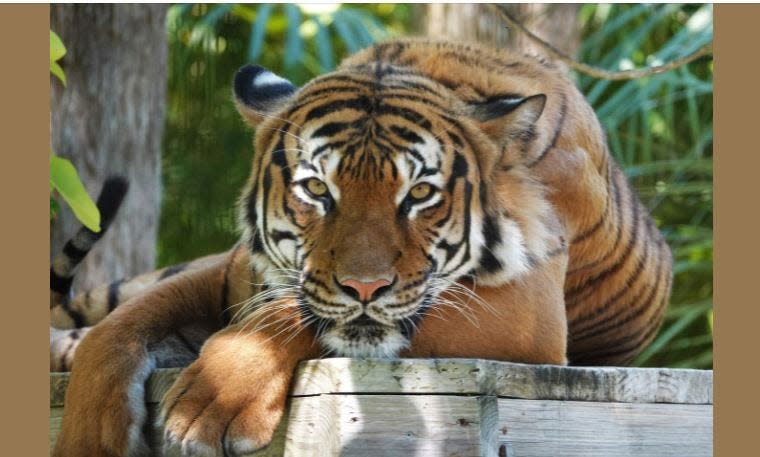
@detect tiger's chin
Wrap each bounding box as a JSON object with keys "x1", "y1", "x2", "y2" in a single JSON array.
[{"x1": 320, "y1": 323, "x2": 410, "y2": 358}]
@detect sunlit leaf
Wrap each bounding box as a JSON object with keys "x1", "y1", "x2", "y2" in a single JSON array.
[
  {"x1": 314, "y1": 17, "x2": 335, "y2": 71},
  {"x1": 332, "y1": 11, "x2": 360, "y2": 54},
  {"x1": 50, "y1": 155, "x2": 101, "y2": 232},
  {"x1": 284, "y1": 4, "x2": 304, "y2": 68},
  {"x1": 50, "y1": 30, "x2": 66, "y2": 61},
  {"x1": 50, "y1": 30, "x2": 67, "y2": 85},
  {"x1": 50, "y1": 61, "x2": 66, "y2": 86},
  {"x1": 248, "y1": 3, "x2": 274, "y2": 61}
]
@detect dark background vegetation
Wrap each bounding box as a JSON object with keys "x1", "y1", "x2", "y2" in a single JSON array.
[{"x1": 55, "y1": 4, "x2": 714, "y2": 369}]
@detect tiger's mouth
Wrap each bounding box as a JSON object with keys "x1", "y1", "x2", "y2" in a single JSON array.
[{"x1": 297, "y1": 285, "x2": 432, "y2": 357}]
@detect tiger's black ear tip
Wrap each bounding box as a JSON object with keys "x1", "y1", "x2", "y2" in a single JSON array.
[
  {"x1": 233, "y1": 64, "x2": 268, "y2": 106},
  {"x1": 233, "y1": 64, "x2": 296, "y2": 110}
]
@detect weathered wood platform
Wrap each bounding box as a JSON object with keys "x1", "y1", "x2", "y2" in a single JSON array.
[{"x1": 50, "y1": 358, "x2": 713, "y2": 456}]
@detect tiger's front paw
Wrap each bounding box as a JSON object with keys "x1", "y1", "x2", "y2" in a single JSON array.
[{"x1": 159, "y1": 342, "x2": 291, "y2": 456}]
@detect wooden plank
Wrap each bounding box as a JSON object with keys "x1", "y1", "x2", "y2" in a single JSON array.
[
  {"x1": 280, "y1": 394, "x2": 494, "y2": 457},
  {"x1": 50, "y1": 407, "x2": 63, "y2": 455},
  {"x1": 290, "y1": 359, "x2": 713, "y2": 404},
  {"x1": 51, "y1": 358, "x2": 713, "y2": 406},
  {"x1": 51, "y1": 394, "x2": 713, "y2": 457},
  {"x1": 496, "y1": 398, "x2": 713, "y2": 457},
  {"x1": 50, "y1": 359, "x2": 713, "y2": 456}
]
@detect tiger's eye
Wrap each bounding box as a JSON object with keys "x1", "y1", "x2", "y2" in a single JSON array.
[
  {"x1": 410, "y1": 183, "x2": 433, "y2": 200},
  {"x1": 305, "y1": 178, "x2": 328, "y2": 197}
]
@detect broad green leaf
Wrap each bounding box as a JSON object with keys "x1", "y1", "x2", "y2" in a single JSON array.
[
  {"x1": 50, "y1": 30, "x2": 66, "y2": 61},
  {"x1": 248, "y1": 4, "x2": 274, "y2": 61},
  {"x1": 341, "y1": 9, "x2": 374, "y2": 48},
  {"x1": 50, "y1": 61, "x2": 66, "y2": 86},
  {"x1": 199, "y1": 3, "x2": 232, "y2": 30},
  {"x1": 314, "y1": 17, "x2": 335, "y2": 71},
  {"x1": 283, "y1": 4, "x2": 303, "y2": 69},
  {"x1": 50, "y1": 155, "x2": 101, "y2": 232},
  {"x1": 50, "y1": 30, "x2": 67, "y2": 85},
  {"x1": 332, "y1": 11, "x2": 360, "y2": 54}
]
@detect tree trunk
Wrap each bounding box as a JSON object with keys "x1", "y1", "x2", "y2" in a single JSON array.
[
  {"x1": 424, "y1": 4, "x2": 581, "y2": 64},
  {"x1": 50, "y1": 4, "x2": 168, "y2": 291}
]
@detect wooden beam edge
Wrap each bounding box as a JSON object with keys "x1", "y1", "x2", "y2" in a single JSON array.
[{"x1": 50, "y1": 358, "x2": 713, "y2": 407}]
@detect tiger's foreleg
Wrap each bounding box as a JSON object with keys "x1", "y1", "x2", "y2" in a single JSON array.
[
  {"x1": 404, "y1": 250, "x2": 569, "y2": 365},
  {"x1": 159, "y1": 302, "x2": 321, "y2": 456},
  {"x1": 53, "y1": 257, "x2": 230, "y2": 457}
]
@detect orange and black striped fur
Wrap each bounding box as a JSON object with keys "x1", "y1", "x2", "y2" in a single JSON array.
[{"x1": 53, "y1": 39, "x2": 672, "y2": 456}]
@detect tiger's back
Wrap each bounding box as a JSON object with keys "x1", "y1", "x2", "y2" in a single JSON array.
[{"x1": 341, "y1": 39, "x2": 672, "y2": 365}]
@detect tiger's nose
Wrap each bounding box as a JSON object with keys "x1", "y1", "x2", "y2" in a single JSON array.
[{"x1": 338, "y1": 277, "x2": 393, "y2": 303}]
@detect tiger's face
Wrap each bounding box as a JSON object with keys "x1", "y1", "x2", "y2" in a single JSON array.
[{"x1": 234, "y1": 63, "x2": 551, "y2": 357}]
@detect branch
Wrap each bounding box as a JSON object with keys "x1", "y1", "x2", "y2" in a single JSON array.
[{"x1": 490, "y1": 4, "x2": 713, "y2": 81}]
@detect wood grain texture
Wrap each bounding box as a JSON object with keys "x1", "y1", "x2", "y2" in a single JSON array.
[
  {"x1": 496, "y1": 398, "x2": 712, "y2": 457},
  {"x1": 47, "y1": 358, "x2": 712, "y2": 406},
  {"x1": 50, "y1": 359, "x2": 713, "y2": 456}
]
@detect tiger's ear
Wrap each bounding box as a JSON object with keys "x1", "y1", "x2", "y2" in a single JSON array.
[
  {"x1": 468, "y1": 94, "x2": 546, "y2": 145},
  {"x1": 233, "y1": 64, "x2": 297, "y2": 127}
]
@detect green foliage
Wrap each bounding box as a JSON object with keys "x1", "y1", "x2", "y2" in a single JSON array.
[
  {"x1": 576, "y1": 4, "x2": 713, "y2": 369},
  {"x1": 49, "y1": 29, "x2": 101, "y2": 232},
  {"x1": 50, "y1": 155, "x2": 101, "y2": 232},
  {"x1": 50, "y1": 30, "x2": 67, "y2": 86}
]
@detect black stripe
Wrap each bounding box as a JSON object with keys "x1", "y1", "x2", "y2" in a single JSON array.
[
  {"x1": 442, "y1": 181, "x2": 474, "y2": 276},
  {"x1": 301, "y1": 287, "x2": 348, "y2": 310},
  {"x1": 50, "y1": 269, "x2": 73, "y2": 296},
  {"x1": 566, "y1": 176, "x2": 638, "y2": 299},
  {"x1": 312, "y1": 121, "x2": 355, "y2": 138},
  {"x1": 260, "y1": 140, "x2": 291, "y2": 269},
  {"x1": 567, "y1": 168, "x2": 625, "y2": 274},
  {"x1": 303, "y1": 272, "x2": 331, "y2": 293},
  {"x1": 376, "y1": 104, "x2": 432, "y2": 130},
  {"x1": 304, "y1": 97, "x2": 373, "y2": 122},
  {"x1": 311, "y1": 140, "x2": 347, "y2": 159},
  {"x1": 569, "y1": 221, "x2": 657, "y2": 332},
  {"x1": 389, "y1": 125, "x2": 424, "y2": 144},
  {"x1": 572, "y1": 251, "x2": 660, "y2": 341},
  {"x1": 221, "y1": 244, "x2": 241, "y2": 325},
  {"x1": 107, "y1": 278, "x2": 125, "y2": 312},
  {"x1": 527, "y1": 93, "x2": 567, "y2": 167},
  {"x1": 159, "y1": 262, "x2": 189, "y2": 281},
  {"x1": 570, "y1": 310, "x2": 664, "y2": 365},
  {"x1": 62, "y1": 242, "x2": 89, "y2": 264},
  {"x1": 270, "y1": 230, "x2": 298, "y2": 244},
  {"x1": 95, "y1": 176, "x2": 129, "y2": 231},
  {"x1": 570, "y1": 277, "x2": 669, "y2": 365},
  {"x1": 572, "y1": 267, "x2": 661, "y2": 344},
  {"x1": 385, "y1": 292, "x2": 426, "y2": 309},
  {"x1": 436, "y1": 78, "x2": 487, "y2": 99},
  {"x1": 571, "y1": 163, "x2": 614, "y2": 244},
  {"x1": 482, "y1": 213, "x2": 502, "y2": 248},
  {"x1": 61, "y1": 302, "x2": 85, "y2": 328}
]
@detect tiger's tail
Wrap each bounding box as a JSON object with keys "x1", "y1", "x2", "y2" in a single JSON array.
[{"x1": 50, "y1": 176, "x2": 129, "y2": 309}]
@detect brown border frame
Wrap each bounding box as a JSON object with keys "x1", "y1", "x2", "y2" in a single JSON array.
[
  {"x1": 0, "y1": 3, "x2": 754, "y2": 456},
  {"x1": 0, "y1": 4, "x2": 49, "y2": 456}
]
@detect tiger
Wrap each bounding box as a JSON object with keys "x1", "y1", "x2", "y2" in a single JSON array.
[{"x1": 52, "y1": 38, "x2": 672, "y2": 457}]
